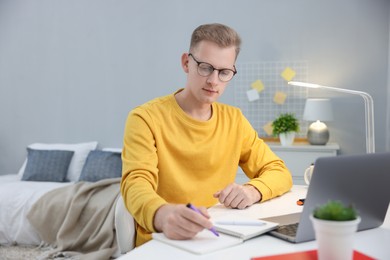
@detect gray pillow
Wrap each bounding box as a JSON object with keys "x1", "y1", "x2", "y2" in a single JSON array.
[
  {"x1": 78, "y1": 150, "x2": 122, "y2": 182},
  {"x1": 22, "y1": 148, "x2": 74, "y2": 182}
]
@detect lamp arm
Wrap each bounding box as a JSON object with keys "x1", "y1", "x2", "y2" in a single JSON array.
[
  {"x1": 362, "y1": 93, "x2": 375, "y2": 153},
  {"x1": 288, "y1": 81, "x2": 375, "y2": 153}
]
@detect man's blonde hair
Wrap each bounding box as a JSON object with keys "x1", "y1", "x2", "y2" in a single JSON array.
[{"x1": 189, "y1": 23, "x2": 241, "y2": 59}]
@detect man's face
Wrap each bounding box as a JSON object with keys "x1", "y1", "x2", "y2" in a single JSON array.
[{"x1": 183, "y1": 40, "x2": 236, "y2": 105}]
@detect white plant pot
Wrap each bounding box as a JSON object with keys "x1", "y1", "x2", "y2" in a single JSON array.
[
  {"x1": 310, "y1": 215, "x2": 361, "y2": 260},
  {"x1": 279, "y1": 132, "x2": 295, "y2": 146}
]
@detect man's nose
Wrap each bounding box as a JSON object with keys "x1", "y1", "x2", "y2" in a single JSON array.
[{"x1": 207, "y1": 70, "x2": 220, "y2": 85}]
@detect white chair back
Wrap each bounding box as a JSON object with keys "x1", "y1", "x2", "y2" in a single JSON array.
[{"x1": 114, "y1": 195, "x2": 135, "y2": 255}]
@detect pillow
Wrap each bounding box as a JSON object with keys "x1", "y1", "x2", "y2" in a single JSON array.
[
  {"x1": 18, "y1": 141, "x2": 98, "y2": 182},
  {"x1": 21, "y1": 148, "x2": 74, "y2": 182},
  {"x1": 79, "y1": 150, "x2": 122, "y2": 182},
  {"x1": 102, "y1": 147, "x2": 122, "y2": 153}
]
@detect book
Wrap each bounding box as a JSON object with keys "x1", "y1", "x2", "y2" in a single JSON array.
[
  {"x1": 213, "y1": 218, "x2": 279, "y2": 240},
  {"x1": 152, "y1": 229, "x2": 243, "y2": 255},
  {"x1": 250, "y1": 249, "x2": 375, "y2": 260}
]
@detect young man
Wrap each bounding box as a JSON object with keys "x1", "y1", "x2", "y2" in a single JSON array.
[{"x1": 120, "y1": 23, "x2": 292, "y2": 247}]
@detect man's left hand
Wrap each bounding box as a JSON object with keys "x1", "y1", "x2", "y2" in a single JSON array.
[{"x1": 213, "y1": 183, "x2": 261, "y2": 209}]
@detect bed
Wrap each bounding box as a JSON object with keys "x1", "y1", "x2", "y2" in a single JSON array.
[
  {"x1": 0, "y1": 174, "x2": 72, "y2": 245},
  {"x1": 0, "y1": 142, "x2": 135, "y2": 259}
]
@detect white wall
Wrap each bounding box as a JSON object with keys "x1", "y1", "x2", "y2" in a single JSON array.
[{"x1": 0, "y1": 0, "x2": 389, "y2": 173}]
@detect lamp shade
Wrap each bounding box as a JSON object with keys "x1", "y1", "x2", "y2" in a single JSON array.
[{"x1": 303, "y1": 99, "x2": 333, "y2": 122}]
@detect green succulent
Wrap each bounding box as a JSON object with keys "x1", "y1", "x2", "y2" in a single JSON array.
[
  {"x1": 313, "y1": 200, "x2": 358, "y2": 221},
  {"x1": 272, "y1": 113, "x2": 300, "y2": 136}
]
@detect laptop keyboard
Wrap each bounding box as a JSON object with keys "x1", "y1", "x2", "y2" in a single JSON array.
[{"x1": 274, "y1": 223, "x2": 299, "y2": 237}]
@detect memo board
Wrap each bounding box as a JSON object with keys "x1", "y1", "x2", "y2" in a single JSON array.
[{"x1": 232, "y1": 61, "x2": 309, "y2": 138}]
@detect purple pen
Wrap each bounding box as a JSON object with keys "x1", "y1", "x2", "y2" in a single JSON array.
[{"x1": 186, "y1": 203, "x2": 219, "y2": 237}]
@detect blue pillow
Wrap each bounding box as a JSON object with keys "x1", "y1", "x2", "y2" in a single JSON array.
[
  {"x1": 78, "y1": 150, "x2": 122, "y2": 182},
  {"x1": 22, "y1": 148, "x2": 74, "y2": 182}
]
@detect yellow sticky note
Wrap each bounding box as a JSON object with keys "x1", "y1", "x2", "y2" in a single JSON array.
[
  {"x1": 263, "y1": 121, "x2": 273, "y2": 136},
  {"x1": 251, "y1": 80, "x2": 264, "y2": 92},
  {"x1": 273, "y1": 91, "x2": 287, "y2": 105},
  {"x1": 281, "y1": 67, "x2": 296, "y2": 81}
]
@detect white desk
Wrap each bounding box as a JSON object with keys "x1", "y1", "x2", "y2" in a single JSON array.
[{"x1": 117, "y1": 186, "x2": 390, "y2": 260}]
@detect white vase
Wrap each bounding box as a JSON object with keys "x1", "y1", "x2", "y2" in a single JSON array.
[
  {"x1": 279, "y1": 132, "x2": 295, "y2": 146},
  {"x1": 310, "y1": 215, "x2": 361, "y2": 260}
]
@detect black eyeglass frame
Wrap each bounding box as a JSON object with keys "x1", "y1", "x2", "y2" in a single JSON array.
[{"x1": 188, "y1": 53, "x2": 237, "y2": 82}]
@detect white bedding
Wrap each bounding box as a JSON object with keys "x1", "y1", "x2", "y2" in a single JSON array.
[{"x1": 0, "y1": 174, "x2": 73, "y2": 245}]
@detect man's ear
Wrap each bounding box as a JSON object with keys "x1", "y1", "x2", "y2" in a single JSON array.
[{"x1": 181, "y1": 53, "x2": 189, "y2": 73}]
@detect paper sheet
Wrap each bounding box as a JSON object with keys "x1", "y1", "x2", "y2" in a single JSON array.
[
  {"x1": 152, "y1": 230, "x2": 242, "y2": 255},
  {"x1": 251, "y1": 80, "x2": 265, "y2": 92},
  {"x1": 281, "y1": 67, "x2": 296, "y2": 81},
  {"x1": 246, "y1": 89, "x2": 260, "y2": 102},
  {"x1": 263, "y1": 121, "x2": 274, "y2": 136},
  {"x1": 273, "y1": 91, "x2": 287, "y2": 105}
]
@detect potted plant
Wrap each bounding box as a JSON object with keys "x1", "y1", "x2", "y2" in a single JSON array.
[
  {"x1": 272, "y1": 113, "x2": 299, "y2": 146},
  {"x1": 310, "y1": 200, "x2": 361, "y2": 260}
]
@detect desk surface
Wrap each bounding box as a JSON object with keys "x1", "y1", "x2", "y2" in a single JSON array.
[{"x1": 118, "y1": 186, "x2": 390, "y2": 260}]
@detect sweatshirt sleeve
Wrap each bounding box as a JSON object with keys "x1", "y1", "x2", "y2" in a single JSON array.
[
  {"x1": 120, "y1": 109, "x2": 166, "y2": 233},
  {"x1": 238, "y1": 114, "x2": 293, "y2": 201}
]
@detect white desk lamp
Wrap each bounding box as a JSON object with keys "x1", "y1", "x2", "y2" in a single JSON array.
[
  {"x1": 303, "y1": 98, "x2": 333, "y2": 145},
  {"x1": 288, "y1": 81, "x2": 375, "y2": 153}
]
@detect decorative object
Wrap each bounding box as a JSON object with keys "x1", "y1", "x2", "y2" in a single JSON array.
[
  {"x1": 17, "y1": 141, "x2": 98, "y2": 182},
  {"x1": 303, "y1": 164, "x2": 314, "y2": 185},
  {"x1": 79, "y1": 150, "x2": 122, "y2": 182},
  {"x1": 303, "y1": 98, "x2": 333, "y2": 145},
  {"x1": 22, "y1": 148, "x2": 74, "y2": 182},
  {"x1": 288, "y1": 81, "x2": 375, "y2": 153},
  {"x1": 272, "y1": 113, "x2": 299, "y2": 146},
  {"x1": 310, "y1": 200, "x2": 361, "y2": 260}
]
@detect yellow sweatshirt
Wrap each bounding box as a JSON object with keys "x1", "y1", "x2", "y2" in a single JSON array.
[{"x1": 120, "y1": 90, "x2": 292, "y2": 247}]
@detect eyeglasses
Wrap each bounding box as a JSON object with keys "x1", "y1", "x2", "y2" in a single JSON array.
[{"x1": 188, "y1": 53, "x2": 237, "y2": 82}]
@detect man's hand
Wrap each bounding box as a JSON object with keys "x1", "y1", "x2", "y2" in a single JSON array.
[
  {"x1": 213, "y1": 183, "x2": 262, "y2": 209},
  {"x1": 154, "y1": 204, "x2": 214, "y2": 240}
]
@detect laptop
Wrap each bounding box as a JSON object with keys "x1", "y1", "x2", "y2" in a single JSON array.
[{"x1": 262, "y1": 152, "x2": 390, "y2": 243}]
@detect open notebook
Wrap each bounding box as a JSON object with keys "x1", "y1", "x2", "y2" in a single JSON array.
[
  {"x1": 152, "y1": 230, "x2": 242, "y2": 255},
  {"x1": 213, "y1": 218, "x2": 279, "y2": 240},
  {"x1": 152, "y1": 218, "x2": 278, "y2": 254}
]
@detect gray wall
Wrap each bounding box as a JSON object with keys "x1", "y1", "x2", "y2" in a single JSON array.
[
  {"x1": 1, "y1": 0, "x2": 389, "y2": 173},
  {"x1": 387, "y1": 4, "x2": 390, "y2": 152}
]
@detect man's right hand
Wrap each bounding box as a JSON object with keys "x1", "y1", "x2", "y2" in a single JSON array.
[{"x1": 153, "y1": 204, "x2": 213, "y2": 240}]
